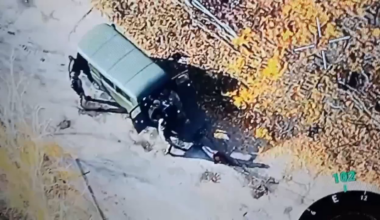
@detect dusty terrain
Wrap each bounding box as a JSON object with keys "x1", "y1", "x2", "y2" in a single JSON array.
[{"x1": 0, "y1": 0, "x2": 379, "y2": 220}]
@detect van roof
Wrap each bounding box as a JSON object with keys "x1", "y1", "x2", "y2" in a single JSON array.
[{"x1": 77, "y1": 24, "x2": 169, "y2": 101}]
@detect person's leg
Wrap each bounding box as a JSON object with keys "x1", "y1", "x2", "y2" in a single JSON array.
[
  {"x1": 77, "y1": 81, "x2": 85, "y2": 97},
  {"x1": 167, "y1": 151, "x2": 185, "y2": 158},
  {"x1": 168, "y1": 136, "x2": 193, "y2": 151},
  {"x1": 202, "y1": 146, "x2": 216, "y2": 159},
  {"x1": 71, "y1": 76, "x2": 85, "y2": 97},
  {"x1": 70, "y1": 57, "x2": 82, "y2": 75},
  {"x1": 235, "y1": 159, "x2": 269, "y2": 168}
]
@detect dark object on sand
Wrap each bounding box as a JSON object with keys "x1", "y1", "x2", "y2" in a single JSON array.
[
  {"x1": 213, "y1": 151, "x2": 269, "y2": 169},
  {"x1": 57, "y1": 120, "x2": 71, "y2": 130}
]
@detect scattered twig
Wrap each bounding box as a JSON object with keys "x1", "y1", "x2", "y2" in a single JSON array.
[
  {"x1": 68, "y1": 7, "x2": 94, "y2": 40},
  {"x1": 75, "y1": 159, "x2": 106, "y2": 220},
  {"x1": 200, "y1": 170, "x2": 221, "y2": 183}
]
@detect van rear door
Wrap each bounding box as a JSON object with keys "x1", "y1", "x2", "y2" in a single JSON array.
[{"x1": 129, "y1": 102, "x2": 153, "y2": 133}]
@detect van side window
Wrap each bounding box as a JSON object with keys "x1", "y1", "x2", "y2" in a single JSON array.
[
  {"x1": 102, "y1": 75, "x2": 114, "y2": 88},
  {"x1": 88, "y1": 63, "x2": 101, "y2": 77},
  {"x1": 115, "y1": 86, "x2": 131, "y2": 102}
]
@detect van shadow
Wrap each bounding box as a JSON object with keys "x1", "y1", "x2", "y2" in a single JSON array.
[
  {"x1": 152, "y1": 56, "x2": 239, "y2": 118},
  {"x1": 152, "y1": 55, "x2": 261, "y2": 157}
]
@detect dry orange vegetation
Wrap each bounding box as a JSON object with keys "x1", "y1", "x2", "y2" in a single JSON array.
[
  {"x1": 93, "y1": 0, "x2": 380, "y2": 187},
  {"x1": 0, "y1": 72, "x2": 99, "y2": 219},
  {"x1": 0, "y1": 127, "x2": 97, "y2": 219}
]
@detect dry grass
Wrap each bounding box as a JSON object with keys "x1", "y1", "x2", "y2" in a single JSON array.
[
  {"x1": 0, "y1": 55, "x2": 100, "y2": 219},
  {"x1": 93, "y1": 0, "x2": 380, "y2": 188}
]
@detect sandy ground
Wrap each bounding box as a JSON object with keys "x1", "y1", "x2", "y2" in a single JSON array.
[{"x1": 0, "y1": 0, "x2": 379, "y2": 219}]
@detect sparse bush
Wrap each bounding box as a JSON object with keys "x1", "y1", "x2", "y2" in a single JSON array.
[{"x1": 0, "y1": 61, "x2": 100, "y2": 219}]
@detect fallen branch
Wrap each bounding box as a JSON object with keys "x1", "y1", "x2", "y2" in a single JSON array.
[
  {"x1": 75, "y1": 159, "x2": 106, "y2": 220},
  {"x1": 68, "y1": 7, "x2": 94, "y2": 40}
]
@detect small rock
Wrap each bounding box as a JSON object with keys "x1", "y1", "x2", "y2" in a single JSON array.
[
  {"x1": 284, "y1": 206, "x2": 293, "y2": 214},
  {"x1": 57, "y1": 120, "x2": 71, "y2": 130},
  {"x1": 140, "y1": 141, "x2": 153, "y2": 152}
]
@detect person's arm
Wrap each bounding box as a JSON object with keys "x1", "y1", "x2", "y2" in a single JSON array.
[
  {"x1": 158, "y1": 119, "x2": 167, "y2": 142},
  {"x1": 158, "y1": 119, "x2": 175, "y2": 143}
]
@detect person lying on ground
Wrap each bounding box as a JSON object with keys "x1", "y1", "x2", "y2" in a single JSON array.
[
  {"x1": 202, "y1": 146, "x2": 238, "y2": 166},
  {"x1": 157, "y1": 118, "x2": 269, "y2": 169},
  {"x1": 203, "y1": 146, "x2": 269, "y2": 168}
]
